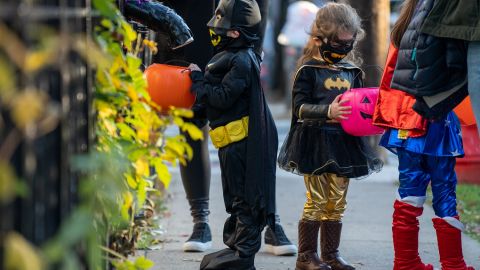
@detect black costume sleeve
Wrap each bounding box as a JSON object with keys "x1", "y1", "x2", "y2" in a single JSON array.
[
  {"x1": 292, "y1": 67, "x2": 329, "y2": 120},
  {"x1": 197, "y1": 55, "x2": 251, "y2": 110},
  {"x1": 292, "y1": 67, "x2": 315, "y2": 119}
]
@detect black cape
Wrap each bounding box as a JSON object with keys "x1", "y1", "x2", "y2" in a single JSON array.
[{"x1": 245, "y1": 49, "x2": 277, "y2": 227}]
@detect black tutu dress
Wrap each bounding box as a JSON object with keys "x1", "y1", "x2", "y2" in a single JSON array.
[{"x1": 277, "y1": 60, "x2": 382, "y2": 178}]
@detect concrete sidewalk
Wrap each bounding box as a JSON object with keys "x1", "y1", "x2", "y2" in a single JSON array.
[{"x1": 144, "y1": 165, "x2": 480, "y2": 270}]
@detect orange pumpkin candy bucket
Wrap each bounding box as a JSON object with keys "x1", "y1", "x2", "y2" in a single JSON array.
[
  {"x1": 144, "y1": 64, "x2": 196, "y2": 112},
  {"x1": 454, "y1": 96, "x2": 476, "y2": 126}
]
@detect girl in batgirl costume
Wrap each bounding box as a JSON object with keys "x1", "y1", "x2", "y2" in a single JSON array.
[{"x1": 278, "y1": 3, "x2": 382, "y2": 270}]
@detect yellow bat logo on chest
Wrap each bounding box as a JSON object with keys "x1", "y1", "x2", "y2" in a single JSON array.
[{"x1": 324, "y1": 77, "x2": 351, "y2": 91}]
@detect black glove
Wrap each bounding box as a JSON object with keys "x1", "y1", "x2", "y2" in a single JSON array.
[
  {"x1": 123, "y1": 0, "x2": 193, "y2": 49},
  {"x1": 189, "y1": 71, "x2": 207, "y2": 100}
]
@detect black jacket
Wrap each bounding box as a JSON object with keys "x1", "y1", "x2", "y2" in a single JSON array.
[
  {"x1": 390, "y1": 0, "x2": 468, "y2": 119},
  {"x1": 191, "y1": 49, "x2": 251, "y2": 129}
]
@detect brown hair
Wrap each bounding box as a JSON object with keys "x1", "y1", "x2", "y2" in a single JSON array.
[
  {"x1": 391, "y1": 0, "x2": 418, "y2": 48},
  {"x1": 296, "y1": 2, "x2": 365, "y2": 69}
]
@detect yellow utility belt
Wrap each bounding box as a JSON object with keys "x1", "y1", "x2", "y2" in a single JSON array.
[{"x1": 209, "y1": 116, "x2": 249, "y2": 149}]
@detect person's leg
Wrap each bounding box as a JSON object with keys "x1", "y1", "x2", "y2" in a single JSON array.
[
  {"x1": 201, "y1": 140, "x2": 260, "y2": 270},
  {"x1": 295, "y1": 175, "x2": 331, "y2": 270},
  {"x1": 181, "y1": 124, "x2": 213, "y2": 252},
  {"x1": 320, "y1": 174, "x2": 354, "y2": 270},
  {"x1": 428, "y1": 156, "x2": 475, "y2": 270},
  {"x1": 393, "y1": 149, "x2": 433, "y2": 270},
  {"x1": 467, "y1": 41, "x2": 480, "y2": 135}
]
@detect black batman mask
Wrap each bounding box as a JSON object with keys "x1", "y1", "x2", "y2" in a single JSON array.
[
  {"x1": 207, "y1": 0, "x2": 261, "y2": 44},
  {"x1": 209, "y1": 28, "x2": 234, "y2": 50},
  {"x1": 319, "y1": 37, "x2": 355, "y2": 64}
]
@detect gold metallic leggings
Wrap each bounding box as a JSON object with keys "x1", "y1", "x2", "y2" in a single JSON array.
[{"x1": 302, "y1": 174, "x2": 350, "y2": 221}]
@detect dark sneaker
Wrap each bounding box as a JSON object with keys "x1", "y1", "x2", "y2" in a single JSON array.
[
  {"x1": 183, "y1": 222, "x2": 212, "y2": 252},
  {"x1": 264, "y1": 223, "x2": 298, "y2": 256}
]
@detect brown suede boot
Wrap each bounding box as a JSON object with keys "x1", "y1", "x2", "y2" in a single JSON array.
[
  {"x1": 296, "y1": 220, "x2": 331, "y2": 270},
  {"x1": 320, "y1": 220, "x2": 355, "y2": 270}
]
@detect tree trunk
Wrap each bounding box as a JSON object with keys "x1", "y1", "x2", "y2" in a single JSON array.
[{"x1": 346, "y1": 0, "x2": 390, "y2": 87}]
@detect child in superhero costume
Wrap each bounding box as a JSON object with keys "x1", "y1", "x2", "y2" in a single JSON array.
[
  {"x1": 121, "y1": 0, "x2": 297, "y2": 256},
  {"x1": 278, "y1": 3, "x2": 382, "y2": 270},
  {"x1": 373, "y1": 1, "x2": 475, "y2": 269},
  {"x1": 188, "y1": 0, "x2": 278, "y2": 268}
]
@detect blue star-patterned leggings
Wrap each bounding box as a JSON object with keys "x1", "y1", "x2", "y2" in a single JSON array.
[{"x1": 397, "y1": 149, "x2": 458, "y2": 218}]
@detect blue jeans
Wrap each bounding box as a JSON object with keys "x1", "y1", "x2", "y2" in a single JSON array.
[{"x1": 468, "y1": 41, "x2": 480, "y2": 134}]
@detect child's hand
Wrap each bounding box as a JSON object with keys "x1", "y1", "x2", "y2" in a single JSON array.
[
  {"x1": 188, "y1": 63, "x2": 202, "y2": 72},
  {"x1": 329, "y1": 95, "x2": 351, "y2": 121}
]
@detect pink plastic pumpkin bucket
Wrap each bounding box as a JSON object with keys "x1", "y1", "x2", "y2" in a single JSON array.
[{"x1": 339, "y1": 87, "x2": 384, "y2": 136}]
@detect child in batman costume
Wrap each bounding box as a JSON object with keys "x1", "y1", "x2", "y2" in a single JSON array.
[
  {"x1": 278, "y1": 3, "x2": 382, "y2": 270},
  {"x1": 188, "y1": 0, "x2": 278, "y2": 269}
]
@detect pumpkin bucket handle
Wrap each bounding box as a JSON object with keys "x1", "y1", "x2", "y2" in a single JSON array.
[
  {"x1": 353, "y1": 65, "x2": 384, "y2": 83},
  {"x1": 164, "y1": 59, "x2": 192, "y2": 73}
]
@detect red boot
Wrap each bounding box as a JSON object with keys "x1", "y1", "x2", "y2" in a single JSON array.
[
  {"x1": 433, "y1": 216, "x2": 475, "y2": 270},
  {"x1": 392, "y1": 200, "x2": 433, "y2": 270}
]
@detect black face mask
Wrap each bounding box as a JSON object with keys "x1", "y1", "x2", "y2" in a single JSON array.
[
  {"x1": 319, "y1": 37, "x2": 354, "y2": 64},
  {"x1": 209, "y1": 28, "x2": 234, "y2": 51}
]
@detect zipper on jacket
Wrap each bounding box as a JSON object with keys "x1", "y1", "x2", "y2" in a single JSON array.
[{"x1": 411, "y1": 47, "x2": 419, "y2": 80}]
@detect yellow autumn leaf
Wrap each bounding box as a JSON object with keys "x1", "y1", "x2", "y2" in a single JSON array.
[
  {"x1": 134, "y1": 158, "x2": 150, "y2": 177},
  {"x1": 143, "y1": 39, "x2": 158, "y2": 55},
  {"x1": 96, "y1": 101, "x2": 117, "y2": 119},
  {"x1": 182, "y1": 122, "x2": 204, "y2": 141},
  {"x1": 121, "y1": 191, "x2": 134, "y2": 220},
  {"x1": 109, "y1": 56, "x2": 124, "y2": 76},
  {"x1": 134, "y1": 256, "x2": 154, "y2": 269},
  {"x1": 136, "y1": 127, "x2": 149, "y2": 142},
  {"x1": 153, "y1": 160, "x2": 171, "y2": 189},
  {"x1": 111, "y1": 76, "x2": 122, "y2": 89},
  {"x1": 125, "y1": 173, "x2": 138, "y2": 190},
  {"x1": 9, "y1": 89, "x2": 48, "y2": 129},
  {"x1": 127, "y1": 85, "x2": 138, "y2": 102},
  {"x1": 103, "y1": 120, "x2": 118, "y2": 137},
  {"x1": 171, "y1": 108, "x2": 194, "y2": 118},
  {"x1": 4, "y1": 232, "x2": 44, "y2": 270},
  {"x1": 25, "y1": 50, "x2": 54, "y2": 72},
  {"x1": 173, "y1": 117, "x2": 184, "y2": 127}
]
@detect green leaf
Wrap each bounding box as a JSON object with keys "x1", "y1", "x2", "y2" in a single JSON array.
[
  {"x1": 126, "y1": 54, "x2": 142, "y2": 72},
  {"x1": 134, "y1": 256, "x2": 154, "y2": 270},
  {"x1": 136, "y1": 178, "x2": 148, "y2": 209},
  {"x1": 117, "y1": 123, "x2": 137, "y2": 140},
  {"x1": 92, "y1": 0, "x2": 117, "y2": 19},
  {"x1": 100, "y1": 19, "x2": 113, "y2": 30}
]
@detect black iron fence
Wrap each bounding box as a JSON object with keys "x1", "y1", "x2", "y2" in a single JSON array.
[{"x1": 1, "y1": 0, "x2": 94, "y2": 251}]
